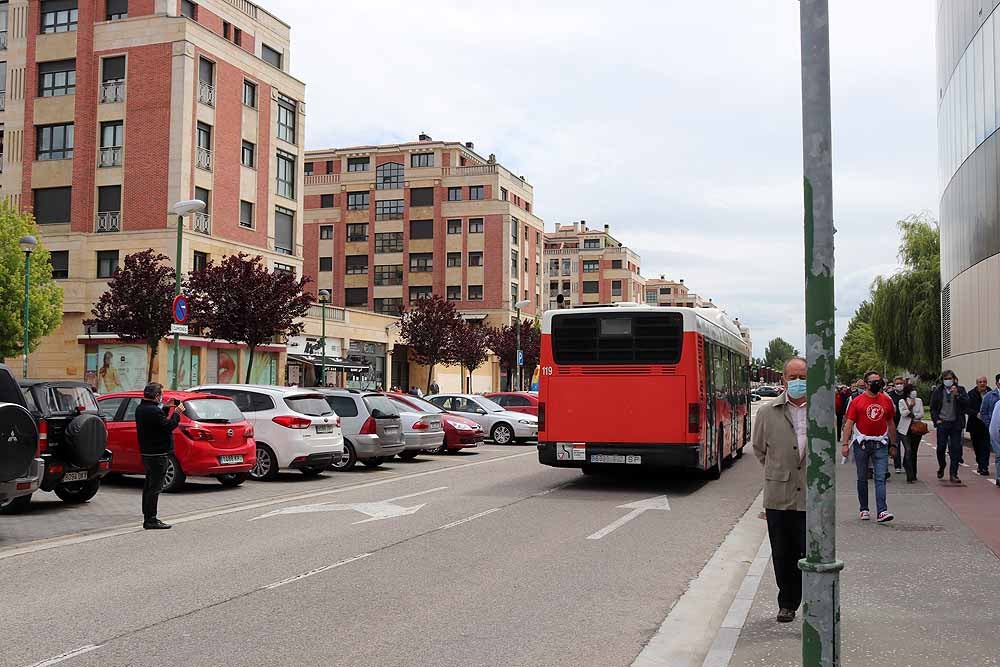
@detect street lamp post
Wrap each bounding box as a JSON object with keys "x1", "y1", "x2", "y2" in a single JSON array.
[
  {"x1": 318, "y1": 289, "x2": 330, "y2": 387},
  {"x1": 169, "y1": 199, "x2": 206, "y2": 390},
  {"x1": 514, "y1": 299, "x2": 531, "y2": 391},
  {"x1": 19, "y1": 235, "x2": 38, "y2": 378}
]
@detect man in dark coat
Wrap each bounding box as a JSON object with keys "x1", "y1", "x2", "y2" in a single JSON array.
[{"x1": 135, "y1": 382, "x2": 184, "y2": 529}]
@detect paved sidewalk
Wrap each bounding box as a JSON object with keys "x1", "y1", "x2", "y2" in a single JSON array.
[{"x1": 729, "y1": 437, "x2": 1000, "y2": 666}]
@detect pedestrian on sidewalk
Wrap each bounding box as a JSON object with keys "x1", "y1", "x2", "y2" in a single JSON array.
[
  {"x1": 135, "y1": 383, "x2": 183, "y2": 530},
  {"x1": 841, "y1": 370, "x2": 897, "y2": 523},
  {"x1": 887, "y1": 376, "x2": 907, "y2": 473},
  {"x1": 751, "y1": 356, "x2": 807, "y2": 624},
  {"x1": 989, "y1": 397, "x2": 1000, "y2": 487},
  {"x1": 930, "y1": 370, "x2": 969, "y2": 483},
  {"x1": 981, "y1": 374, "x2": 1000, "y2": 483},
  {"x1": 967, "y1": 376, "x2": 992, "y2": 476},
  {"x1": 897, "y1": 382, "x2": 925, "y2": 483}
]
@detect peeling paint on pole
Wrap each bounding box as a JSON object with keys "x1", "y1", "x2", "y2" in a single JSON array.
[{"x1": 799, "y1": 1, "x2": 843, "y2": 666}]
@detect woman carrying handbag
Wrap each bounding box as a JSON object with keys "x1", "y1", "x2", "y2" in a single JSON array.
[{"x1": 898, "y1": 382, "x2": 927, "y2": 483}]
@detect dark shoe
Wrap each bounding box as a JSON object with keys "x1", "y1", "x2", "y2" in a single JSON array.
[
  {"x1": 976, "y1": 469, "x2": 990, "y2": 476},
  {"x1": 949, "y1": 476, "x2": 962, "y2": 484},
  {"x1": 143, "y1": 519, "x2": 172, "y2": 530},
  {"x1": 776, "y1": 608, "x2": 796, "y2": 623},
  {"x1": 937, "y1": 467, "x2": 945, "y2": 479}
]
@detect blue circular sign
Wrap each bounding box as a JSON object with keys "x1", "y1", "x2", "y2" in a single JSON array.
[{"x1": 172, "y1": 295, "x2": 189, "y2": 324}]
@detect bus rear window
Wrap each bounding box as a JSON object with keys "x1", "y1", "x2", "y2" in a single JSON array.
[{"x1": 552, "y1": 312, "x2": 683, "y2": 364}]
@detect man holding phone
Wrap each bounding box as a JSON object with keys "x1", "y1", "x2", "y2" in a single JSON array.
[
  {"x1": 930, "y1": 370, "x2": 969, "y2": 484},
  {"x1": 135, "y1": 383, "x2": 185, "y2": 529}
]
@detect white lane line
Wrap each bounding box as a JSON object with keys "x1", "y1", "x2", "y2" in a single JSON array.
[
  {"x1": 631, "y1": 490, "x2": 767, "y2": 667},
  {"x1": 587, "y1": 496, "x2": 672, "y2": 540},
  {"x1": 23, "y1": 645, "x2": 101, "y2": 667},
  {"x1": 0, "y1": 451, "x2": 536, "y2": 561},
  {"x1": 587, "y1": 509, "x2": 647, "y2": 540},
  {"x1": 437, "y1": 507, "x2": 502, "y2": 530},
  {"x1": 702, "y1": 538, "x2": 772, "y2": 667},
  {"x1": 262, "y1": 553, "x2": 372, "y2": 590},
  {"x1": 384, "y1": 486, "x2": 450, "y2": 503}
]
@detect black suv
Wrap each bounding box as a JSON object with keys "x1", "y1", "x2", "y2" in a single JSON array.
[
  {"x1": 0, "y1": 364, "x2": 44, "y2": 512},
  {"x1": 12, "y1": 379, "x2": 112, "y2": 510}
]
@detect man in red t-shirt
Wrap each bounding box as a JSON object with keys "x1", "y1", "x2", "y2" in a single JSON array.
[{"x1": 841, "y1": 371, "x2": 898, "y2": 523}]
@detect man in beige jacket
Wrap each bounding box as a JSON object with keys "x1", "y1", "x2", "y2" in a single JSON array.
[{"x1": 752, "y1": 356, "x2": 807, "y2": 623}]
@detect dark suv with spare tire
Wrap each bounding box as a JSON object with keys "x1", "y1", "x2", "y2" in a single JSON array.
[
  {"x1": 11, "y1": 379, "x2": 112, "y2": 511},
  {"x1": 0, "y1": 364, "x2": 44, "y2": 512}
]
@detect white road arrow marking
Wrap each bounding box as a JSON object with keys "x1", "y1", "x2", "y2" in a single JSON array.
[
  {"x1": 587, "y1": 495, "x2": 672, "y2": 540},
  {"x1": 249, "y1": 486, "x2": 447, "y2": 523}
]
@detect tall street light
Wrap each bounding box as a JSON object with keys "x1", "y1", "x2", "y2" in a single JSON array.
[
  {"x1": 169, "y1": 199, "x2": 206, "y2": 390},
  {"x1": 514, "y1": 299, "x2": 531, "y2": 391},
  {"x1": 19, "y1": 235, "x2": 38, "y2": 378},
  {"x1": 318, "y1": 289, "x2": 331, "y2": 387}
]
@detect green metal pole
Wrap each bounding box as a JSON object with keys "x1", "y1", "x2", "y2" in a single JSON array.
[
  {"x1": 172, "y1": 214, "x2": 182, "y2": 390},
  {"x1": 320, "y1": 302, "x2": 326, "y2": 386},
  {"x1": 515, "y1": 307, "x2": 521, "y2": 392},
  {"x1": 798, "y1": 2, "x2": 842, "y2": 665},
  {"x1": 22, "y1": 251, "x2": 32, "y2": 378}
]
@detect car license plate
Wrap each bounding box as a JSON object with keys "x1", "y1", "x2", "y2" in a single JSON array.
[
  {"x1": 219, "y1": 455, "x2": 244, "y2": 465},
  {"x1": 590, "y1": 454, "x2": 642, "y2": 465},
  {"x1": 63, "y1": 471, "x2": 88, "y2": 482},
  {"x1": 315, "y1": 424, "x2": 334, "y2": 434}
]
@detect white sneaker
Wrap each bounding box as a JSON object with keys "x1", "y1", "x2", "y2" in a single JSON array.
[{"x1": 860, "y1": 510, "x2": 871, "y2": 521}]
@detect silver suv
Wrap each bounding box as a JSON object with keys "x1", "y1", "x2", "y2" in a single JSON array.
[{"x1": 318, "y1": 389, "x2": 404, "y2": 470}]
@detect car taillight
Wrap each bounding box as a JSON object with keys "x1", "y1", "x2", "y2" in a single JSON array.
[
  {"x1": 37, "y1": 419, "x2": 48, "y2": 455},
  {"x1": 245, "y1": 424, "x2": 254, "y2": 439},
  {"x1": 334, "y1": 416, "x2": 342, "y2": 428},
  {"x1": 359, "y1": 417, "x2": 377, "y2": 435},
  {"x1": 272, "y1": 415, "x2": 313, "y2": 429},
  {"x1": 181, "y1": 425, "x2": 214, "y2": 441},
  {"x1": 688, "y1": 403, "x2": 701, "y2": 434},
  {"x1": 413, "y1": 420, "x2": 430, "y2": 430},
  {"x1": 48, "y1": 463, "x2": 64, "y2": 475},
  {"x1": 538, "y1": 402, "x2": 545, "y2": 431}
]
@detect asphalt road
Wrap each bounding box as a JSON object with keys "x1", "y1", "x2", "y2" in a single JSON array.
[{"x1": 2, "y1": 408, "x2": 767, "y2": 667}]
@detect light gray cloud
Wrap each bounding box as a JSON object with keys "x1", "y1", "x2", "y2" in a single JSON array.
[{"x1": 274, "y1": 0, "x2": 938, "y2": 356}]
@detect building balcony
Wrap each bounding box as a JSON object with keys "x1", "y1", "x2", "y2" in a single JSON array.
[
  {"x1": 100, "y1": 79, "x2": 125, "y2": 104},
  {"x1": 196, "y1": 146, "x2": 212, "y2": 171},
  {"x1": 98, "y1": 146, "x2": 122, "y2": 167},
  {"x1": 192, "y1": 211, "x2": 211, "y2": 235},
  {"x1": 305, "y1": 173, "x2": 341, "y2": 186},
  {"x1": 442, "y1": 164, "x2": 497, "y2": 177},
  {"x1": 198, "y1": 81, "x2": 215, "y2": 106},
  {"x1": 96, "y1": 211, "x2": 121, "y2": 233}
]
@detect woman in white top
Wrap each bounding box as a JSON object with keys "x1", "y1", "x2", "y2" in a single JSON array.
[{"x1": 898, "y1": 382, "x2": 925, "y2": 483}]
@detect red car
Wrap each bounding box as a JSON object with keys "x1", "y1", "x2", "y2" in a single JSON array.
[
  {"x1": 484, "y1": 392, "x2": 539, "y2": 416},
  {"x1": 387, "y1": 393, "x2": 485, "y2": 452},
  {"x1": 97, "y1": 391, "x2": 255, "y2": 491}
]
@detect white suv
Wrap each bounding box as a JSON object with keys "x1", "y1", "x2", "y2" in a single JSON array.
[{"x1": 190, "y1": 385, "x2": 343, "y2": 480}]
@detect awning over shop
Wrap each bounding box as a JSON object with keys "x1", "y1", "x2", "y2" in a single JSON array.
[
  {"x1": 460, "y1": 313, "x2": 489, "y2": 322},
  {"x1": 286, "y1": 354, "x2": 370, "y2": 371}
]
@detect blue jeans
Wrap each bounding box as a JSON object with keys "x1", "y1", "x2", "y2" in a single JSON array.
[
  {"x1": 992, "y1": 435, "x2": 1000, "y2": 483},
  {"x1": 935, "y1": 421, "x2": 964, "y2": 477},
  {"x1": 853, "y1": 441, "x2": 889, "y2": 515}
]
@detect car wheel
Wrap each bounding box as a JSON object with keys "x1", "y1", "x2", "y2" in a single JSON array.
[
  {"x1": 330, "y1": 441, "x2": 357, "y2": 472},
  {"x1": 217, "y1": 472, "x2": 249, "y2": 487},
  {"x1": 362, "y1": 457, "x2": 384, "y2": 468},
  {"x1": 734, "y1": 446, "x2": 744, "y2": 460},
  {"x1": 54, "y1": 478, "x2": 102, "y2": 503},
  {"x1": 299, "y1": 466, "x2": 325, "y2": 478},
  {"x1": 397, "y1": 450, "x2": 419, "y2": 461},
  {"x1": 581, "y1": 465, "x2": 598, "y2": 476},
  {"x1": 251, "y1": 443, "x2": 280, "y2": 481},
  {"x1": 491, "y1": 423, "x2": 514, "y2": 445},
  {"x1": 0, "y1": 494, "x2": 33, "y2": 514},
  {"x1": 431, "y1": 442, "x2": 448, "y2": 454},
  {"x1": 161, "y1": 454, "x2": 187, "y2": 492}
]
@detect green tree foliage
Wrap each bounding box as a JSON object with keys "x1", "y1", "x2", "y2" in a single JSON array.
[
  {"x1": 762, "y1": 337, "x2": 798, "y2": 371},
  {"x1": 869, "y1": 213, "x2": 940, "y2": 379},
  {"x1": 0, "y1": 203, "x2": 63, "y2": 360}
]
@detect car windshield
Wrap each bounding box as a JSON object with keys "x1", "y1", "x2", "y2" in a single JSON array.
[
  {"x1": 391, "y1": 395, "x2": 444, "y2": 414},
  {"x1": 475, "y1": 396, "x2": 505, "y2": 412},
  {"x1": 183, "y1": 398, "x2": 244, "y2": 423},
  {"x1": 363, "y1": 394, "x2": 400, "y2": 419},
  {"x1": 44, "y1": 385, "x2": 99, "y2": 413},
  {"x1": 284, "y1": 394, "x2": 334, "y2": 416}
]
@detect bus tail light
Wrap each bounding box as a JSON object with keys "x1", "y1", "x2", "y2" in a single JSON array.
[
  {"x1": 538, "y1": 402, "x2": 545, "y2": 431},
  {"x1": 688, "y1": 403, "x2": 700, "y2": 434}
]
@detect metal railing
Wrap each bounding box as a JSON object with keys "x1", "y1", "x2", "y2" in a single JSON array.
[
  {"x1": 96, "y1": 211, "x2": 121, "y2": 233},
  {"x1": 100, "y1": 80, "x2": 125, "y2": 104},
  {"x1": 304, "y1": 174, "x2": 341, "y2": 185},
  {"x1": 192, "y1": 212, "x2": 211, "y2": 234},
  {"x1": 98, "y1": 146, "x2": 122, "y2": 167},
  {"x1": 196, "y1": 146, "x2": 212, "y2": 171},
  {"x1": 198, "y1": 81, "x2": 215, "y2": 106}
]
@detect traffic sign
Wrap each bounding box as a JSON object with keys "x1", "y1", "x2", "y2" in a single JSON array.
[
  {"x1": 172, "y1": 294, "x2": 189, "y2": 324},
  {"x1": 517, "y1": 350, "x2": 524, "y2": 367},
  {"x1": 170, "y1": 323, "x2": 189, "y2": 335}
]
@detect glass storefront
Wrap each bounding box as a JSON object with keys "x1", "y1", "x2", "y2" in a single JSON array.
[{"x1": 346, "y1": 340, "x2": 386, "y2": 390}]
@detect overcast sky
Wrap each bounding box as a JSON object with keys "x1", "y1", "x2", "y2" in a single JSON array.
[{"x1": 273, "y1": 0, "x2": 938, "y2": 357}]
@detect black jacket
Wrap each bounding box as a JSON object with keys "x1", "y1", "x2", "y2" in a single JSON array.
[
  {"x1": 966, "y1": 389, "x2": 987, "y2": 434},
  {"x1": 135, "y1": 399, "x2": 180, "y2": 456},
  {"x1": 929, "y1": 385, "x2": 969, "y2": 429},
  {"x1": 886, "y1": 389, "x2": 907, "y2": 425}
]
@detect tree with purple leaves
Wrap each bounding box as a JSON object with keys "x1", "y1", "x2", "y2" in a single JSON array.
[
  {"x1": 398, "y1": 295, "x2": 462, "y2": 393},
  {"x1": 490, "y1": 320, "x2": 540, "y2": 391},
  {"x1": 452, "y1": 321, "x2": 491, "y2": 393},
  {"x1": 85, "y1": 249, "x2": 175, "y2": 382},
  {"x1": 187, "y1": 253, "x2": 312, "y2": 383}
]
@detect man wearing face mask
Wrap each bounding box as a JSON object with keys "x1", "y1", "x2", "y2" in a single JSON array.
[
  {"x1": 752, "y1": 357, "x2": 808, "y2": 624},
  {"x1": 841, "y1": 370, "x2": 897, "y2": 522},
  {"x1": 980, "y1": 374, "x2": 1000, "y2": 484},
  {"x1": 966, "y1": 376, "x2": 992, "y2": 477},
  {"x1": 930, "y1": 370, "x2": 969, "y2": 484},
  {"x1": 135, "y1": 382, "x2": 184, "y2": 529},
  {"x1": 887, "y1": 376, "x2": 907, "y2": 473}
]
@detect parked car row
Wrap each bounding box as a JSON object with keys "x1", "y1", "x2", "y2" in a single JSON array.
[{"x1": 0, "y1": 362, "x2": 540, "y2": 514}]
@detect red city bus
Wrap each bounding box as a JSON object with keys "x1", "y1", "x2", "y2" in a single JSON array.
[{"x1": 537, "y1": 304, "x2": 750, "y2": 477}]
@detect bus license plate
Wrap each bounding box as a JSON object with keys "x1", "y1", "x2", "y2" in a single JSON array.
[{"x1": 590, "y1": 454, "x2": 642, "y2": 465}]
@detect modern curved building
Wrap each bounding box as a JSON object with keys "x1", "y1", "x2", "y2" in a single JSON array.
[{"x1": 936, "y1": 1, "x2": 1000, "y2": 382}]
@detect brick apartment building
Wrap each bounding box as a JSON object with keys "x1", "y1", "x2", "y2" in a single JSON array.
[
  {"x1": 642, "y1": 276, "x2": 713, "y2": 308},
  {"x1": 542, "y1": 221, "x2": 643, "y2": 310},
  {"x1": 301, "y1": 136, "x2": 545, "y2": 327},
  {"x1": 4, "y1": 0, "x2": 306, "y2": 390}
]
